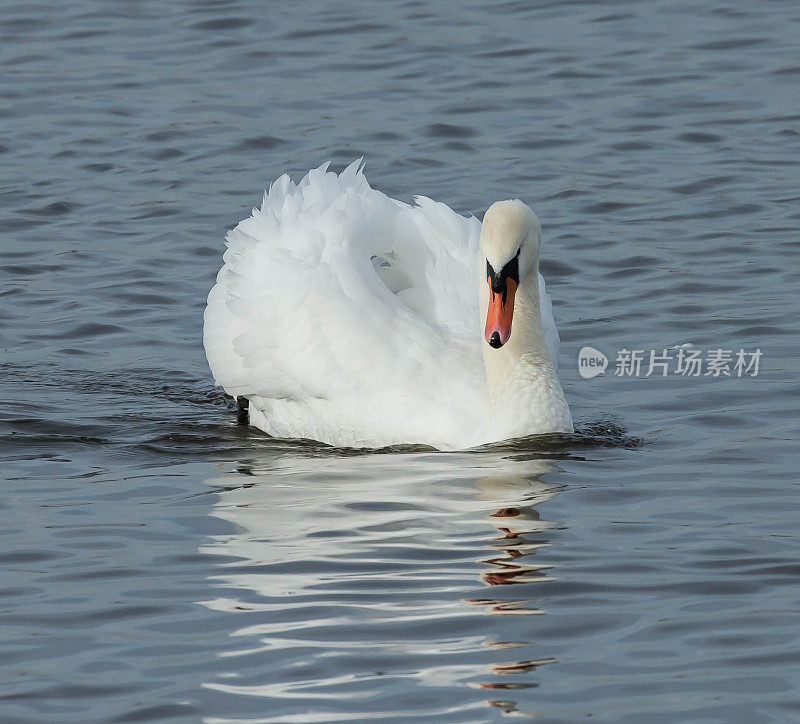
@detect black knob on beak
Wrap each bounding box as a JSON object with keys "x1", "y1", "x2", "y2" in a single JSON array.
[{"x1": 489, "y1": 331, "x2": 503, "y2": 348}]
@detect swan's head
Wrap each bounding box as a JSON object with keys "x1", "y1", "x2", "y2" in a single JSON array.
[{"x1": 479, "y1": 200, "x2": 542, "y2": 349}]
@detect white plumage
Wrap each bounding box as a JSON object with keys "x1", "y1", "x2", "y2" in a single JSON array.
[{"x1": 204, "y1": 160, "x2": 571, "y2": 449}]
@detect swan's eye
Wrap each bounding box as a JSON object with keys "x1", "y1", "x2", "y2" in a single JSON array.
[
  {"x1": 486, "y1": 253, "x2": 520, "y2": 293},
  {"x1": 501, "y1": 254, "x2": 520, "y2": 286}
]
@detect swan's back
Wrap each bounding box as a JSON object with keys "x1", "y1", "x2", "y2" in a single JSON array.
[{"x1": 204, "y1": 162, "x2": 487, "y2": 447}]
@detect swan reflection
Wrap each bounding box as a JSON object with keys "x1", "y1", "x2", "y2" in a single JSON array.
[{"x1": 198, "y1": 449, "x2": 563, "y2": 719}]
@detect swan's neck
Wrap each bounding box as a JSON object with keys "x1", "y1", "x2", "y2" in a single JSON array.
[{"x1": 481, "y1": 271, "x2": 572, "y2": 435}]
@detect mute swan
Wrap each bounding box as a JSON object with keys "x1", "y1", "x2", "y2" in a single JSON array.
[{"x1": 204, "y1": 161, "x2": 572, "y2": 449}]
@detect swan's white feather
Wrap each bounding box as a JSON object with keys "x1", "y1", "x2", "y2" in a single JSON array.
[{"x1": 204, "y1": 161, "x2": 561, "y2": 449}]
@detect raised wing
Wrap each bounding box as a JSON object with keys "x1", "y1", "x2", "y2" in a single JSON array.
[{"x1": 203, "y1": 162, "x2": 484, "y2": 417}]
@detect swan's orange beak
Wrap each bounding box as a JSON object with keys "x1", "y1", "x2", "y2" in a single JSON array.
[{"x1": 485, "y1": 277, "x2": 517, "y2": 349}]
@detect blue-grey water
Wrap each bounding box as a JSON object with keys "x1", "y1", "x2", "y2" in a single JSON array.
[{"x1": 2, "y1": 0, "x2": 799, "y2": 721}]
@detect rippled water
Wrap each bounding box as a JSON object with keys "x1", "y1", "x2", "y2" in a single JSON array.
[{"x1": 2, "y1": 0, "x2": 799, "y2": 720}]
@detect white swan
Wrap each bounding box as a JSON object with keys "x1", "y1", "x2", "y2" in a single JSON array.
[{"x1": 203, "y1": 161, "x2": 572, "y2": 449}]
